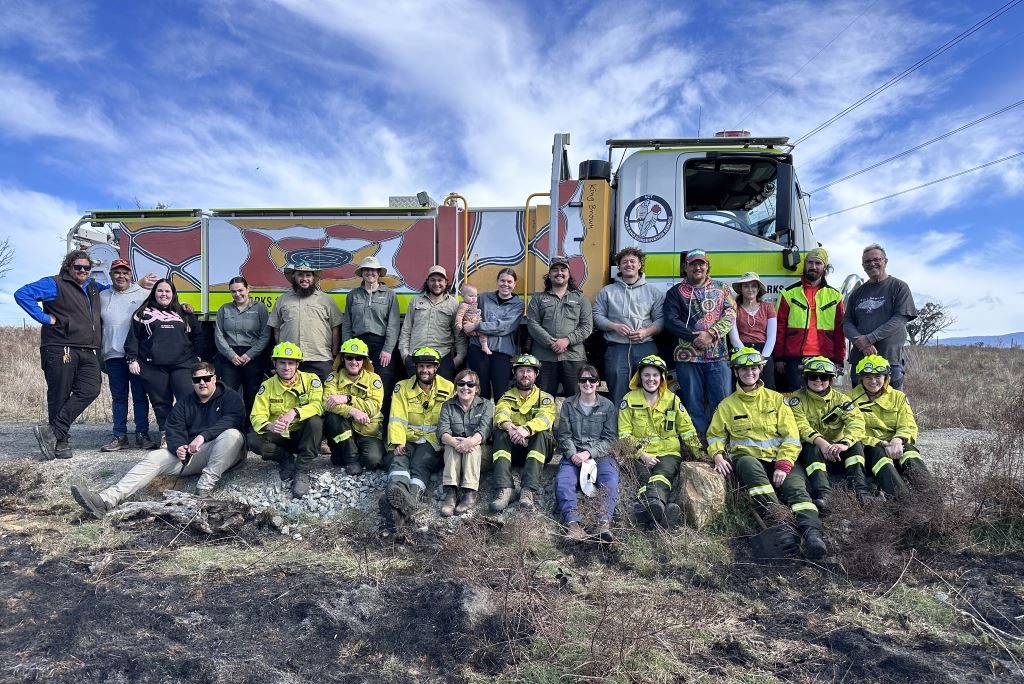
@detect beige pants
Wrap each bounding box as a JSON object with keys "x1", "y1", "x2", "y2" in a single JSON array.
[
  {"x1": 100, "y1": 429, "x2": 247, "y2": 506},
  {"x1": 442, "y1": 443, "x2": 490, "y2": 490}
]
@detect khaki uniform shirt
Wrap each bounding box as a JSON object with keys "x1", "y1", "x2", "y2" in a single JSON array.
[
  {"x1": 399, "y1": 293, "x2": 467, "y2": 360},
  {"x1": 268, "y1": 290, "x2": 343, "y2": 362}
]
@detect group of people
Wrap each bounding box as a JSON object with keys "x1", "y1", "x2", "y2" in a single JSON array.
[{"x1": 17, "y1": 242, "x2": 926, "y2": 556}]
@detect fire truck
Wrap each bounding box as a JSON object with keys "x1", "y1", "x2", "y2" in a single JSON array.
[{"x1": 68, "y1": 131, "x2": 818, "y2": 315}]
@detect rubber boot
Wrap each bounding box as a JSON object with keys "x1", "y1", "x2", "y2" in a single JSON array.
[
  {"x1": 491, "y1": 487, "x2": 513, "y2": 513},
  {"x1": 455, "y1": 488, "x2": 477, "y2": 514},
  {"x1": 802, "y1": 528, "x2": 827, "y2": 560},
  {"x1": 440, "y1": 486, "x2": 458, "y2": 517}
]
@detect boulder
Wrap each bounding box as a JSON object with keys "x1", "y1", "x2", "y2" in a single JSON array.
[{"x1": 672, "y1": 462, "x2": 726, "y2": 530}]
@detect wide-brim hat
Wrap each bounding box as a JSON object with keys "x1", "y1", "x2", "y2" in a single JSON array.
[
  {"x1": 732, "y1": 271, "x2": 766, "y2": 298},
  {"x1": 355, "y1": 256, "x2": 387, "y2": 277},
  {"x1": 284, "y1": 262, "x2": 320, "y2": 277},
  {"x1": 579, "y1": 459, "x2": 598, "y2": 497}
]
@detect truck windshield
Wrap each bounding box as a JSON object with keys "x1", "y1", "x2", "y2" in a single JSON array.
[{"x1": 683, "y1": 157, "x2": 780, "y2": 242}]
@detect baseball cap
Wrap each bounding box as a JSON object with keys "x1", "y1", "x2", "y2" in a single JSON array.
[
  {"x1": 427, "y1": 265, "x2": 448, "y2": 279},
  {"x1": 549, "y1": 255, "x2": 571, "y2": 269},
  {"x1": 109, "y1": 259, "x2": 132, "y2": 272},
  {"x1": 805, "y1": 247, "x2": 829, "y2": 266},
  {"x1": 684, "y1": 249, "x2": 708, "y2": 264}
]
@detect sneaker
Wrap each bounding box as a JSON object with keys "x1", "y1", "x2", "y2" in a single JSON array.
[
  {"x1": 71, "y1": 485, "x2": 110, "y2": 519},
  {"x1": 518, "y1": 489, "x2": 536, "y2": 511},
  {"x1": 33, "y1": 424, "x2": 56, "y2": 460},
  {"x1": 136, "y1": 432, "x2": 159, "y2": 450},
  {"x1": 54, "y1": 440, "x2": 73, "y2": 459},
  {"x1": 101, "y1": 436, "x2": 128, "y2": 452},
  {"x1": 566, "y1": 521, "x2": 588, "y2": 542},
  {"x1": 291, "y1": 471, "x2": 311, "y2": 498}
]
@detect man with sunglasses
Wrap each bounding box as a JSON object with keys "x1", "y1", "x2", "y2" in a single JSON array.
[
  {"x1": 490, "y1": 354, "x2": 556, "y2": 512},
  {"x1": 70, "y1": 362, "x2": 247, "y2": 517},
  {"x1": 384, "y1": 347, "x2": 454, "y2": 524},
  {"x1": 16, "y1": 251, "x2": 120, "y2": 459},
  {"x1": 324, "y1": 338, "x2": 385, "y2": 475},
  {"x1": 844, "y1": 244, "x2": 917, "y2": 389},
  {"x1": 785, "y1": 357, "x2": 869, "y2": 509}
]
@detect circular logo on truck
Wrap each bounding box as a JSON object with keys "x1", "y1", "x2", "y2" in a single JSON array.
[{"x1": 623, "y1": 194, "x2": 673, "y2": 243}]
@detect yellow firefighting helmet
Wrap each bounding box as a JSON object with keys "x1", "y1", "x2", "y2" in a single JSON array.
[
  {"x1": 512, "y1": 354, "x2": 541, "y2": 371},
  {"x1": 637, "y1": 354, "x2": 668, "y2": 374},
  {"x1": 271, "y1": 342, "x2": 303, "y2": 361},
  {"x1": 730, "y1": 347, "x2": 765, "y2": 368},
  {"x1": 411, "y1": 347, "x2": 441, "y2": 365},
  {"x1": 802, "y1": 356, "x2": 838, "y2": 377},
  {"x1": 856, "y1": 355, "x2": 891, "y2": 376},
  {"x1": 339, "y1": 338, "x2": 369, "y2": 358}
]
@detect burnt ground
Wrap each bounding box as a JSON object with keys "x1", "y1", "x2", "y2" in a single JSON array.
[{"x1": 2, "y1": 460, "x2": 1024, "y2": 683}]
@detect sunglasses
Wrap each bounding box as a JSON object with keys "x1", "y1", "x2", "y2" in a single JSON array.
[
  {"x1": 343, "y1": 355, "x2": 364, "y2": 362},
  {"x1": 578, "y1": 377, "x2": 599, "y2": 384},
  {"x1": 456, "y1": 380, "x2": 477, "y2": 388},
  {"x1": 191, "y1": 375, "x2": 215, "y2": 384},
  {"x1": 71, "y1": 264, "x2": 91, "y2": 272},
  {"x1": 806, "y1": 373, "x2": 832, "y2": 382}
]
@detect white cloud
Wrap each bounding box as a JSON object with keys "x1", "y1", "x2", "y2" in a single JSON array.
[
  {"x1": 0, "y1": 0, "x2": 104, "y2": 63},
  {"x1": 0, "y1": 70, "x2": 118, "y2": 146}
]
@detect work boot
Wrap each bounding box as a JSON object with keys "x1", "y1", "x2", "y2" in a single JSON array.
[
  {"x1": 345, "y1": 462, "x2": 363, "y2": 476},
  {"x1": 633, "y1": 500, "x2": 652, "y2": 528},
  {"x1": 279, "y1": 456, "x2": 296, "y2": 482},
  {"x1": 196, "y1": 487, "x2": 214, "y2": 500},
  {"x1": 666, "y1": 502, "x2": 682, "y2": 528},
  {"x1": 455, "y1": 488, "x2": 478, "y2": 514},
  {"x1": 566, "y1": 521, "x2": 588, "y2": 542},
  {"x1": 648, "y1": 498, "x2": 667, "y2": 528},
  {"x1": 440, "y1": 486, "x2": 458, "y2": 517},
  {"x1": 291, "y1": 471, "x2": 311, "y2": 498},
  {"x1": 802, "y1": 528, "x2": 828, "y2": 560},
  {"x1": 386, "y1": 481, "x2": 421, "y2": 516},
  {"x1": 598, "y1": 521, "x2": 616, "y2": 544},
  {"x1": 518, "y1": 489, "x2": 536, "y2": 511},
  {"x1": 813, "y1": 497, "x2": 828, "y2": 515},
  {"x1": 54, "y1": 439, "x2": 73, "y2": 460},
  {"x1": 33, "y1": 424, "x2": 56, "y2": 460},
  {"x1": 320, "y1": 439, "x2": 332, "y2": 455},
  {"x1": 71, "y1": 485, "x2": 111, "y2": 519},
  {"x1": 490, "y1": 487, "x2": 513, "y2": 513},
  {"x1": 137, "y1": 432, "x2": 159, "y2": 450},
  {"x1": 101, "y1": 436, "x2": 127, "y2": 452}
]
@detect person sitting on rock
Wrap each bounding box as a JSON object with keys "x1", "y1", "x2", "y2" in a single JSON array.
[
  {"x1": 848, "y1": 354, "x2": 929, "y2": 497},
  {"x1": 708, "y1": 347, "x2": 827, "y2": 560},
  {"x1": 490, "y1": 354, "x2": 556, "y2": 513},
  {"x1": 385, "y1": 347, "x2": 454, "y2": 524},
  {"x1": 324, "y1": 338, "x2": 385, "y2": 476},
  {"x1": 554, "y1": 364, "x2": 619, "y2": 542},
  {"x1": 618, "y1": 354, "x2": 705, "y2": 530},
  {"x1": 786, "y1": 356, "x2": 870, "y2": 508},
  {"x1": 71, "y1": 362, "x2": 247, "y2": 518},
  {"x1": 250, "y1": 342, "x2": 325, "y2": 498}
]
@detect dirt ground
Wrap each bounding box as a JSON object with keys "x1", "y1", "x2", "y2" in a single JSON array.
[{"x1": 2, "y1": 424, "x2": 1023, "y2": 683}]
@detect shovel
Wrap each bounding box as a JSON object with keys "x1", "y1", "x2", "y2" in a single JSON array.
[{"x1": 749, "y1": 507, "x2": 801, "y2": 562}]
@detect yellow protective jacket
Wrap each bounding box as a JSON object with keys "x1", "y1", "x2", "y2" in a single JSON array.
[
  {"x1": 251, "y1": 371, "x2": 324, "y2": 434},
  {"x1": 848, "y1": 384, "x2": 918, "y2": 446},
  {"x1": 618, "y1": 370, "x2": 704, "y2": 458},
  {"x1": 493, "y1": 385, "x2": 556, "y2": 434},
  {"x1": 388, "y1": 376, "x2": 454, "y2": 448},
  {"x1": 324, "y1": 364, "x2": 384, "y2": 437},
  {"x1": 785, "y1": 387, "x2": 865, "y2": 446},
  {"x1": 707, "y1": 383, "x2": 801, "y2": 464}
]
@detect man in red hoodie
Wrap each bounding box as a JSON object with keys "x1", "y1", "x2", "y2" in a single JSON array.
[{"x1": 775, "y1": 248, "x2": 845, "y2": 392}]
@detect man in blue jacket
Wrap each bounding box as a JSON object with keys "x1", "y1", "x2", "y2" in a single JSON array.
[{"x1": 70, "y1": 362, "x2": 247, "y2": 517}]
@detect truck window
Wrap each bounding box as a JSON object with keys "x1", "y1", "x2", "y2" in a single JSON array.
[{"x1": 682, "y1": 157, "x2": 783, "y2": 244}]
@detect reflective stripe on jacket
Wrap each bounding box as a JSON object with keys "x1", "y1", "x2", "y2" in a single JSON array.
[
  {"x1": 388, "y1": 376, "x2": 455, "y2": 448},
  {"x1": 707, "y1": 383, "x2": 801, "y2": 464},
  {"x1": 618, "y1": 380, "x2": 704, "y2": 459},
  {"x1": 776, "y1": 279, "x2": 845, "y2": 362},
  {"x1": 848, "y1": 384, "x2": 918, "y2": 446},
  {"x1": 785, "y1": 387, "x2": 864, "y2": 445},
  {"x1": 325, "y1": 364, "x2": 385, "y2": 437},
  {"x1": 251, "y1": 371, "x2": 325, "y2": 434},
  {"x1": 494, "y1": 385, "x2": 556, "y2": 434}
]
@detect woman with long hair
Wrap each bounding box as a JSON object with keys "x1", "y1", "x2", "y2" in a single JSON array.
[
  {"x1": 728, "y1": 272, "x2": 777, "y2": 389},
  {"x1": 463, "y1": 268, "x2": 522, "y2": 399},
  {"x1": 124, "y1": 279, "x2": 205, "y2": 442},
  {"x1": 214, "y1": 276, "x2": 270, "y2": 416}
]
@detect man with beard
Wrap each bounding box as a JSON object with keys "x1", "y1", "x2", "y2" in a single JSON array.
[
  {"x1": 268, "y1": 262, "x2": 343, "y2": 382},
  {"x1": 662, "y1": 249, "x2": 735, "y2": 435},
  {"x1": 526, "y1": 256, "x2": 594, "y2": 397},
  {"x1": 399, "y1": 265, "x2": 465, "y2": 381},
  {"x1": 775, "y1": 248, "x2": 846, "y2": 392},
  {"x1": 489, "y1": 354, "x2": 556, "y2": 512},
  {"x1": 384, "y1": 347, "x2": 454, "y2": 524},
  {"x1": 844, "y1": 244, "x2": 917, "y2": 390}
]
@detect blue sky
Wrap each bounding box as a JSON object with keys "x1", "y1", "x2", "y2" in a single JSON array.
[{"x1": 1, "y1": 0, "x2": 1022, "y2": 336}]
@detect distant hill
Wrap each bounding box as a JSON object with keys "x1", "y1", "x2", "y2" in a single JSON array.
[{"x1": 937, "y1": 332, "x2": 1024, "y2": 347}]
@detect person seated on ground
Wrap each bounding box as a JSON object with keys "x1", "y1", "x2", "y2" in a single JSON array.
[
  {"x1": 385, "y1": 347, "x2": 454, "y2": 525},
  {"x1": 437, "y1": 369, "x2": 494, "y2": 517},
  {"x1": 786, "y1": 356, "x2": 870, "y2": 508},
  {"x1": 71, "y1": 362, "x2": 247, "y2": 517},
  {"x1": 250, "y1": 342, "x2": 325, "y2": 498},
  {"x1": 323, "y1": 338, "x2": 385, "y2": 476},
  {"x1": 708, "y1": 347, "x2": 828, "y2": 560},
  {"x1": 490, "y1": 354, "x2": 556, "y2": 513},
  {"x1": 848, "y1": 354, "x2": 929, "y2": 497},
  {"x1": 554, "y1": 365, "x2": 619, "y2": 542},
  {"x1": 618, "y1": 355, "x2": 706, "y2": 530}
]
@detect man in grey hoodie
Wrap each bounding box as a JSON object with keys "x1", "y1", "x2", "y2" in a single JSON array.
[
  {"x1": 593, "y1": 248, "x2": 665, "y2": 403},
  {"x1": 99, "y1": 259, "x2": 156, "y2": 451}
]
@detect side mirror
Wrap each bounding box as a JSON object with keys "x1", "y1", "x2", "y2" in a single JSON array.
[{"x1": 782, "y1": 245, "x2": 800, "y2": 271}]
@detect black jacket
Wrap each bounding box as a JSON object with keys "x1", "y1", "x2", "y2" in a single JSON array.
[
  {"x1": 41, "y1": 273, "x2": 103, "y2": 349},
  {"x1": 124, "y1": 306, "x2": 205, "y2": 366},
  {"x1": 165, "y1": 382, "x2": 246, "y2": 460}
]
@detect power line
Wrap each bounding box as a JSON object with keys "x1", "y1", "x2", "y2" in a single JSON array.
[
  {"x1": 793, "y1": 0, "x2": 1024, "y2": 146},
  {"x1": 733, "y1": 1, "x2": 877, "y2": 129},
  {"x1": 810, "y1": 151, "x2": 1024, "y2": 220},
  {"x1": 808, "y1": 98, "x2": 1024, "y2": 193}
]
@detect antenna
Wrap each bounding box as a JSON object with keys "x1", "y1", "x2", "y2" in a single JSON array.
[{"x1": 696, "y1": 106, "x2": 702, "y2": 137}]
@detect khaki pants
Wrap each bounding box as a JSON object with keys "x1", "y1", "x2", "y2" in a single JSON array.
[
  {"x1": 442, "y1": 443, "x2": 490, "y2": 491},
  {"x1": 100, "y1": 429, "x2": 247, "y2": 507}
]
